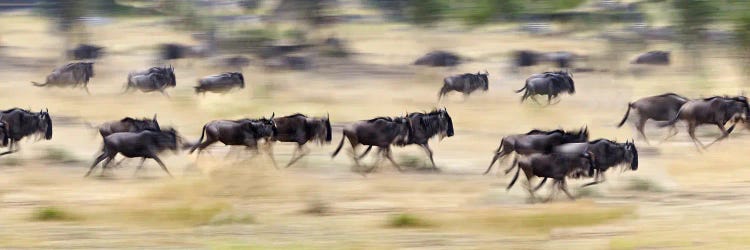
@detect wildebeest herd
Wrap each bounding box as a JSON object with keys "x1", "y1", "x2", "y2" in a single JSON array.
[{"x1": 10, "y1": 43, "x2": 750, "y2": 203}]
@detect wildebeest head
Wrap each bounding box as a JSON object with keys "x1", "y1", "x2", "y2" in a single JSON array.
[
  {"x1": 235, "y1": 72, "x2": 246, "y2": 89},
  {"x1": 322, "y1": 113, "x2": 332, "y2": 142},
  {"x1": 437, "y1": 108, "x2": 454, "y2": 138},
  {"x1": 625, "y1": 140, "x2": 638, "y2": 170},
  {"x1": 252, "y1": 113, "x2": 277, "y2": 138},
  {"x1": 477, "y1": 70, "x2": 489, "y2": 91},
  {"x1": 0, "y1": 122, "x2": 9, "y2": 146},
  {"x1": 39, "y1": 108, "x2": 52, "y2": 140},
  {"x1": 154, "y1": 127, "x2": 179, "y2": 152},
  {"x1": 167, "y1": 65, "x2": 176, "y2": 87},
  {"x1": 391, "y1": 116, "x2": 412, "y2": 146}
]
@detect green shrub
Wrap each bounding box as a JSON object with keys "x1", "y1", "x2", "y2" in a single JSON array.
[
  {"x1": 388, "y1": 213, "x2": 433, "y2": 228},
  {"x1": 31, "y1": 206, "x2": 80, "y2": 221}
]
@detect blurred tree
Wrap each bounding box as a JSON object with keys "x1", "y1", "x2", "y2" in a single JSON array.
[
  {"x1": 672, "y1": 0, "x2": 718, "y2": 70},
  {"x1": 458, "y1": 0, "x2": 525, "y2": 26},
  {"x1": 239, "y1": 0, "x2": 261, "y2": 11},
  {"x1": 406, "y1": 0, "x2": 447, "y2": 26}
]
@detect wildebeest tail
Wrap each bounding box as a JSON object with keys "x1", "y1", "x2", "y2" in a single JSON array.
[
  {"x1": 617, "y1": 102, "x2": 633, "y2": 127},
  {"x1": 187, "y1": 125, "x2": 207, "y2": 153},
  {"x1": 31, "y1": 81, "x2": 47, "y2": 87},
  {"x1": 437, "y1": 84, "x2": 450, "y2": 100},
  {"x1": 506, "y1": 156, "x2": 521, "y2": 191},
  {"x1": 514, "y1": 85, "x2": 527, "y2": 93},
  {"x1": 656, "y1": 110, "x2": 682, "y2": 128},
  {"x1": 331, "y1": 132, "x2": 347, "y2": 158},
  {"x1": 483, "y1": 141, "x2": 505, "y2": 175}
]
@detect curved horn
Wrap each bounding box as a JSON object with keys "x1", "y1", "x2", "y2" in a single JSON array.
[{"x1": 270, "y1": 112, "x2": 275, "y2": 120}]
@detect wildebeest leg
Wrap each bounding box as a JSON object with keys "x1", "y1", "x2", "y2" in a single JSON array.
[
  {"x1": 83, "y1": 84, "x2": 91, "y2": 95},
  {"x1": 99, "y1": 156, "x2": 115, "y2": 177},
  {"x1": 383, "y1": 147, "x2": 403, "y2": 172},
  {"x1": 148, "y1": 155, "x2": 173, "y2": 178},
  {"x1": 357, "y1": 146, "x2": 373, "y2": 159},
  {"x1": 265, "y1": 143, "x2": 279, "y2": 169},
  {"x1": 706, "y1": 123, "x2": 731, "y2": 148},
  {"x1": 85, "y1": 153, "x2": 108, "y2": 177},
  {"x1": 635, "y1": 118, "x2": 650, "y2": 145},
  {"x1": 484, "y1": 148, "x2": 508, "y2": 175},
  {"x1": 544, "y1": 180, "x2": 560, "y2": 202},
  {"x1": 160, "y1": 90, "x2": 170, "y2": 98},
  {"x1": 662, "y1": 125, "x2": 679, "y2": 142},
  {"x1": 560, "y1": 179, "x2": 575, "y2": 200},
  {"x1": 533, "y1": 177, "x2": 548, "y2": 191},
  {"x1": 420, "y1": 144, "x2": 437, "y2": 169},
  {"x1": 133, "y1": 158, "x2": 147, "y2": 176},
  {"x1": 286, "y1": 145, "x2": 308, "y2": 168},
  {"x1": 0, "y1": 141, "x2": 19, "y2": 156},
  {"x1": 581, "y1": 170, "x2": 604, "y2": 187},
  {"x1": 530, "y1": 95, "x2": 542, "y2": 105},
  {"x1": 365, "y1": 148, "x2": 385, "y2": 174},
  {"x1": 547, "y1": 94, "x2": 552, "y2": 105},
  {"x1": 687, "y1": 123, "x2": 704, "y2": 150}
]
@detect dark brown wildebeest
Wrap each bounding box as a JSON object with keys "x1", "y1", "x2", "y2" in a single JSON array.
[
  {"x1": 0, "y1": 108, "x2": 52, "y2": 155},
  {"x1": 484, "y1": 127, "x2": 589, "y2": 175},
  {"x1": 270, "y1": 113, "x2": 332, "y2": 167},
  {"x1": 188, "y1": 114, "x2": 278, "y2": 166},
  {"x1": 69, "y1": 44, "x2": 104, "y2": 60},
  {"x1": 85, "y1": 128, "x2": 180, "y2": 178},
  {"x1": 631, "y1": 51, "x2": 670, "y2": 65},
  {"x1": 438, "y1": 71, "x2": 489, "y2": 100},
  {"x1": 658, "y1": 95, "x2": 749, "y2": 149},
  {"x1": 506, "y1": 152, "x2": 596, "y2": 202},
  {"x1": 331, "y1": 116, "x2": 411, "y2": 173},
  {"x1": 358, "y1": 108, "x2": 454, "y2": 169},
  {"x1": 160, "y1": 43, "x2": 208, "y2": 61},
  {"x1": 617, "y1": 93, "x2": 689, "y2": 144},
  {"x1": 414, "y1": 50, "x2": 460, "y2": 67},
  {"x1": 124, "y1": 66, "x2": 176, "y2": 96},
  {"x1": 95, "y1": 115, "x2": 161, "y2": 138},
  {"x1": 194, "y1": 72, "x2": 245, "y2": 94},
  {"x1": 549, "y1": 139, "x2": 638, "y2": 188},
  {"x1": 32, "y1": 62, "x2": 95, "y2": 94},
  {"x1": 516, "y1": 71, "x2": 575, "y2": 105}
]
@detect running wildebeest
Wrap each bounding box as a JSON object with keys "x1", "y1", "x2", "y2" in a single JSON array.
[
  {"x1": 631, "y1": 51, "x2": 670, "y2": 65},
  {"x1": 506, "y1": 152, "x2": 596, "y2": 202},
  {"x1": 658, "y1": 95, "x2": 750, "y2": 149},
  {"x1": 85, "y1": 128, "x2": 180, "y2": 178},
  {"x1": 358, "y1": 108, "x2": 454, "y2": 169},
  {"x1": 549, "y1": 139, "x2": 638, "y2": 188},
  {"x1": 32, "y1": 62, "x2": 95, "y2": 94},
  {"x1": 194, "y1": 72, "x2": 245, "y2": 94},
  {"x1": 124, "y1": 65, "x2": 176, "y2": 96},
  {"x1": 438, "y1": 71, "x2": 489, "y2": 100},
  {"x1": 270, "y1": 113, "x2": 332, "y2": 167},
  {"x1": 188, "y1": 114, "x2": 278, "y2": 166},
  {"x1": 516, "y1": 71, "x2": 575, "y2": 104},
  {"x1": 94, "y1": 115, "x2": 160, "y2": 138},
  {"x1": 0, "y1": 108, "x2": 52, "y2": 155},
  {"x1": 69, "y1": 44, "x2": 104, "y2": 60},
  {"x1": 617, "y1": 93, "x2": 689, "y2": 144},
  {"x1": 414, "y1": 50, "x2": 461, "y2": 67},
  {"x1": 331, "y1": 116, "x2": 411, "y2": 173},
  {"x1": 515, "y1": 50, "x2": 540, "y2": 68},
  {"x1": 160, "y1": 43, "x2": 208, "y2": 61},
  {"x1": 484, "y1": 127, "x2": 589, "y2": 175}
]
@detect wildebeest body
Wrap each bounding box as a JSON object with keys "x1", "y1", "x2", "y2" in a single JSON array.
[
  {"x1": 484, "y1": 128, "x2": 589, "y2": 175},
  {"x1": 97, "y1": 115, "x2": 160, "y2": 138},
  {"x1": 195, "y1": 72, "x2": 245, "y2": 94},
  {"x1": 0, "y1": 108, "x2": 52, "y2": 155},
  {"x1": 617, "y1": 93, "x2": 689, "y2": 143},
  {"x1": 271, "y1": 113, "x2": 332, "y2": 167},
  {"x1": 69, "y1": 44, "x2": 104, "y2": 60},
  {"x1": 438, "y1": 72, "x2": 489, "y2": 100},
  {"x1": 507, "y1": 152, "x2": 595, "y2": 201},
  {"x1": 331, "y1": 117, "x2": 411, "y2": 172},
  {"x1": 414, "y1": 50, "x2": 460, "y2": 67},
  {"x1": 516, "y1": 71, "x2": 575, "y2": 104},
  {"x1": 632, "y1": 51, "x2": 670, "y2": 65},
  {"x1": 32, "y1": 62, "x2": 95, "y2": 93},
  {"x1": 85, "y1": 129, "x2": 179, "y2": 177},
  {"x1": 658, "y1": 96, "x2": 749, "y2": 149}
]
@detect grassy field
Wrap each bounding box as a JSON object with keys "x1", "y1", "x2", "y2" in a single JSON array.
[{"x1": 2, "y1": 10, "x2": 750, "y2": 249}]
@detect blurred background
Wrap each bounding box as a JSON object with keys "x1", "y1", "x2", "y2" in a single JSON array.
[{"x1": 2, "y1": 0, "x2": 750, "y2": 249}]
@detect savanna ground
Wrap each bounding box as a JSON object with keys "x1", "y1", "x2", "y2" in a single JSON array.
[{"x1": 2, "y1": 9, "x2": 750, "y2": 250}]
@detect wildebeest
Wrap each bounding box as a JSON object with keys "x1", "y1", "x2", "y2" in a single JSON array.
[
  {"x1": 515, "y1": 50, "x2": 540, "y2": 67},
  {"x1": 188, "y1": 114, "x2": 278, "y2": 166},
  {"x1": 160, "y1": 43, "x2": 208, "y2": 61},
  {"x1": 506, "y1": 152, "x2": 596, "y2": 201},
  {"x1": 32, "y1": 62, "x2": 95, "y2": 94},
  {"x1": 513, "y1": 50, "x2": 577, "y2": 70},
  {"x1": 516, "y1": 71, "x2": 575, "y2": 104},
  {"x1": 631, "y1": 51, "x2": 670, "y2": 65},
  {"x1": 617, "y1": 93, "x2": 689, "y2": 144},
  {"x1": 0, "y1": 108, "x2": 52, "y2": 155},
  {"x1": 414, "y1": 50, "x2": 460, "y2": 67},
  {"x1": 95, "y1": 115, "x2": 160, "y2": 138},
  {"x1": 359, "y1": 108, "x2": 454, "y2": 169},
  {"x1": 551, "y1": 139, "x2": 638, "y2": 188},
  {"x1": 124, "y1": 65, "x2": 176, "y2": 96},
  {"x1": 68, "y1": 44, "x2": 104, "y2": 60},
  {"x1": 331, "y1": 116, "x2": 411, "y2": 173},
  {"x1": 658, "y1": 96, "x2": 750, "y2": 149},
  {"x1": 484, "y1": 127, "x2": 589, "y2": 175},
  {"x1": 85, "y1": 128, "x2": 180, "y2": 177},
  {"x1": 270, "y1": 113, "x2": 332, "y2": 167},
  {"x1": 438, "y1": 71, "x2": 489, "y2": 100},
  {"x1": 195, "y1": 72, "x2": 245, "y2": 94}
]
